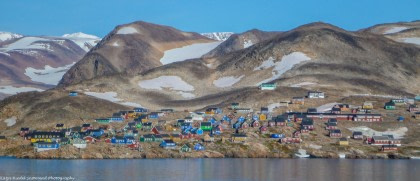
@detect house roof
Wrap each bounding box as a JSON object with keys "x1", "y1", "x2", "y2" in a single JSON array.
[
  {"x1": 353, "y1": 131, "x2": 363, "y2": 135},
  {"x1": 232, "y1": 134, "x2": 247, "y2": 137},
  {"x1": 201, "y1": 122, "x2": 212, "y2": 126},
  {"x1": 330, "y1": 129, "x2": 341, "y2": 134}
]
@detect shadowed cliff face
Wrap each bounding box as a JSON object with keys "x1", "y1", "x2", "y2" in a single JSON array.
[{"x1": 59, "y1": 21, "x2": 214, "y2": 86}]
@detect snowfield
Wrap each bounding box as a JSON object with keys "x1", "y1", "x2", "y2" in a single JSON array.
[
  {"x1": 138, "y1": 76, "x2": 196, "y2": 99},
  {"x1": 84, "y1": 91, "x2": 143, "y2": 107},
  {"x1": 117, "y1": 26, "x2": 139, "y2": 34},
  {"x1": 62, "y1": 32, "x2": 100, "y2": 52},
  {"x1": 160, "y1": 42, "x2": 222, "y2": 65},
  {"x1": 0, "y1": 37, "x2": 53, "y2": 52},
  {"x1": 243, "y1": 39, "x2": 253, "y2": 48},
  {"x1": 316, "y1": 102, "x2": 340, "y2": 113},
  {"x1": 213, "y1": 75, "x2": 244, "y2": 88},
  {"x1": 348, "y1": 126, "x2": 408, "y2": 139},
  {"x1": 256, "y1": 52, "x2": 311, "y2": 84},
  {"x1": 267, "y1": 103, "x2": 281, "y2": 112},
  {"x1": 383, "y1": 27, "x2": 409, "y2": 34},
  {"x1": 0, "y1": 86, "x2": 43, "y2": 95},
  {"x1": 4, "y1": 116, "x2": 17, "y2": 127},
  {"x1": 139, "y1": 76, "x2": 195, "y2": 91},
  {"x1": 291, "y1": 82, "x2": 317, "y2": 87},
  {"x1": 0, "y1": 32, "x2": 23, "y2": 42},
  {"x1": 399, "y1": 37, "x2": 420, "y2": 46},
  {"x1": 24, "y1": 62, "x2": 75, "y2": 85}
]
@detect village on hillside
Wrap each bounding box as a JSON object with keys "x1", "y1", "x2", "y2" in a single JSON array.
[{"x1": 1, "y1": 83, "x2": 420, "y2": 159}]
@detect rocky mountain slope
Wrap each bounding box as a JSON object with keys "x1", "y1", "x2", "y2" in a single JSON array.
[
  {"x1": 203, "y1": 29, "x2": 281, "y2": 57},
  {"x1": 0, "y1": 32, "x2": 100, "y2": 99},
  {"x1": 58, "y1": 22, "x2": 420, "y2": 111},
  {"x1": 361, "y1": 21, "x2": 420, "y2": 47},
  {"x1": 59, "y1": 21, "x2": 215, "y2": 86},
  {"x1": 200, "y1": 32, "x2": 234, "y2": 41},
  {"x1": 0, "y1": 21, "x2": 419, "y2": 125}
]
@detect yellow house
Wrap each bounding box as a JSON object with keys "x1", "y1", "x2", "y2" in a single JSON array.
[
  {"x1": 29, "y1": 132, "x2": 64, "y2": 143},
  {"x1": 362, "y1": 102, "x2": 373, "y2": 110},
  {"x1": 338, "y1": 138, "x2": 349, "y2": 146},
  {"x1": 170, "y1": 134, "x2": 181, "y2": 143},
  {"x1": 0, "y1": 136, "x2": 6, "y2": 142},
  {"x1": 259, "y1": 114, "x2": 267, "y2": 121},
  {"x1": 141, "y1": 119, "x2": 148, "y2": 123},
  {"x1": 232, "y1": 134, "x2": 247, "y2": 143}
]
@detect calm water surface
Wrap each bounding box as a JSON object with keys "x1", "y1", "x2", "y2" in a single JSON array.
[{"x1": 0, "y1": 158, "x2": 419, "y2": 181}]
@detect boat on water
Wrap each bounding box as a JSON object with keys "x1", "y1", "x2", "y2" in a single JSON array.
[
  {"x1": 339, "y1": 153, "x2": 346, "y2": 159},
  {"x1": 295, "y1": 149, "x2": 310, "y2": 158},
  {"x1": 410, "y1": 157, "x2": 420, "y2": 159}
]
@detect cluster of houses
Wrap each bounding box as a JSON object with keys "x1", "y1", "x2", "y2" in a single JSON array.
[{"x1": 4, "y1": 91, "x2": 419, "y2": 154}]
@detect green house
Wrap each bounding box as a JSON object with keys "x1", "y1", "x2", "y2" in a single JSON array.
[
  {"x1": 415, "y1": 95, "x2": 420, "y2": 101},
  {"x1": 259, "y1": 83, "x2": 277, "y2": 90},
  {"x1": 391, "y1": 99, "x2": 405, "y2": 105},
  {"x1": 136, "y1": 122, "x2": 142, "y2": 129},
  {"x1": 95, "y1": 118, "x2": 110, "y2": 124},
  {"x1": 180, "y1": 144, "x2": 191, "y2": 152},
  {"x1": 140, "y1": 134, "x2": 154, "y2": 142},
  {"x1": 231, "y1": 103, "x2": 239, "y2": 109},
  {"x1": 200, "y1": 122, "x2": 212, "y2": 131},
  {"x1": 153, "y1": 135, "x2": 163, "y2": 142},
  {"x1": 385, "y1": 102, "x2": 396, "y2": 110}
]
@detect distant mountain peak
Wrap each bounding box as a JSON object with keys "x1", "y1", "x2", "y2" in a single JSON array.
[
  {"x1": 201, "y1": 32, "x2": 234, "y2": 41},
  {"x1": 62, "y1": 32, "x2": 100, "y2": 40},
  {"x1": 0, "y1": 31, "x2": 23, "y2": 42}
]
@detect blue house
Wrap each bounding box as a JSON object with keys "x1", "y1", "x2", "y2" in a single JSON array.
[
  {"x1": 160, "y1": 140, "x2": 176, "y2": 149},
  {"x1": 36, "y1": 142, "x2": 60, "y2": 152},
  {"x1": 134, "y1": 107, "x2": 148, "y2": 113},
  {"x1": 232, "y1": 122, "x2": 241, "y2": 129},
  {"x1": 194, "y1": 143, "x2": 205, "y2": 151},
  {"x1": 111, "y1": 136, "x2": 136, "y2": 144},
  {"x1": 90, "y1": 129, "x2": 104, "y2": 138},
  {"x1": 181, "y1": 123, "x2": 192, "y2": 131},
  {"x1": 149, "y1": 113, "x2": 159, "y2": 119},
  {"x1": 69, "y1": 91, "x2": 78, "y2": 97},
  {"x1": 191, "y1": 128, "x2": 204, "y2": 135},
  {"x1": 109, "y1": 116, "x2": 123, "y2": 122}
]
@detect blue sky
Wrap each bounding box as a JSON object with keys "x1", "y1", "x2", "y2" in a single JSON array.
[{"x1": 0, "y1": 0, "x2": 419, "y2": 37}]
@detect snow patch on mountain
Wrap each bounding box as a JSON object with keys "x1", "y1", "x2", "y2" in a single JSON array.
[
  {"x1": 160, "y1": 41, "x2": 222, "y2": 64},
  {"x1": 139, "y1": 76, "x2": 195, "y2": 91},
  {"x1": 0, "y1": 86, "x2": 43, "y2": 95},
  {"x1": 117, "y1": 26, "x2": 139, "y2": 34},
  {"x1": 200, "y1": 32, "x2": 234, "y2": 41},
  {"x1": 62, "y1": 32, "x2": 101, "y2": 52},
  {"x1": 0, "y1": 32, "x2": 23, "y2": 42},
  {"x1": 4, "y1": 116, "x2": 17, "y2": 127},
  {"x1": 243, "y1": 39, "x2": 253, "y2": 48},
  {"x1": 383, "y1": 27, "x2": 409, "y2": 34},
  {"x1": 399, "y1": 37, "x2": 420, "y2": 45},
  {"x1": 0, "y1": 37, "x2": 53, "y2": 52},
  {"x1": 291, "y1": 82, "x2": 317, "y2": 87},
  {"x1": 24, "y1": 62, "x2": 75, "y2": 85},
  {"x1": 256, "y1": 52, "x2": 311, "y2": 85},
  {"x1": 213, "y1": 75, "x2": 244, "y2": 88}
]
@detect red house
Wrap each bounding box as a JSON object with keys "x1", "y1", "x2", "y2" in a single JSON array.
[
  {"x1": 280, "y1": 137, "x2": 302, "y2": 144},
  {"x1": 84, "y1": 136, "x2": 96, "y2": 143},
  {"x1": 381, "y1": 145, "x2": 398, "y2": 152},
  {"x1": 20, "y1": 128, "x2": 30, "y2": 137},
  {"x1": 259, "y1": 126, "x2": 268, "y2": 134},
  {"x1": 353, "y1": 114, "x2": 382, "y2": 122},
  {"x1": 408, "y1": 105, "x2": 419, "y2": 112},
  {"x1": 268, "y1": 120, "x2": 276, "y2": 127},
  {"x1": 251, "y1": 121, "x2": 260, "y2": 127},
  {"x1": 329, "y1": 129, "x2": 342, "y2": 138}
]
